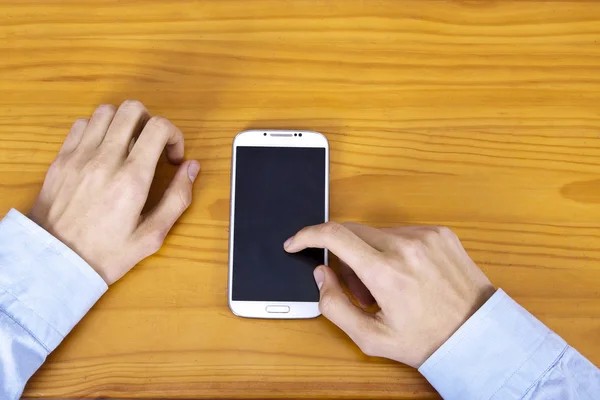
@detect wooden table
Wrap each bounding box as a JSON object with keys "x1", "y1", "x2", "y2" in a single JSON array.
[{"x1": 2, "y1": 0, "x2": 600, "y2": 398}]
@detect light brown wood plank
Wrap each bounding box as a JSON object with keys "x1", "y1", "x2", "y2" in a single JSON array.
[{"x1": 1, "y1": 0, "x2": 600, "y2": 398}]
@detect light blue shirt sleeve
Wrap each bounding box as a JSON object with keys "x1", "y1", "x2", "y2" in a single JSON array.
[
  {"x1": 0, "y1": 209, "x2": 107, "y2": 400},
  {"x1": 1, "y1": 210, "x2": 599, "y2": 399},
  {"x1": 419, "y1": 288, "x2": 600, "y2": 399}
]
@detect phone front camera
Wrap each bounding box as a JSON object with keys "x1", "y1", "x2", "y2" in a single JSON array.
[
  {"x1": 299, "y1": 133, "x2": 303, "y2": 137},
  {"x1": 263, "y1": 133, "x2": 267, "y2": 136}
]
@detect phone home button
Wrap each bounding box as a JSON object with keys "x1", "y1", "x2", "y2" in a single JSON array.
[{"x1": 266, "y1": 305, "x2": 290, "y2": 314}]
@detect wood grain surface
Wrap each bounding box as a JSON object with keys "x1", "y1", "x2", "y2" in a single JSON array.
[{"x1": 2, "y1": 0, "x2": 600, "y2": 398}]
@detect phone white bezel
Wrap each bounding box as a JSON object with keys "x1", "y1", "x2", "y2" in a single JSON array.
[{"x1": 228, "y1": 129, "x2": 329, "y2": 319}]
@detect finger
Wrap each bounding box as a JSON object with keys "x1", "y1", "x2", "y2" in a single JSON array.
[
  {"x1": 381, "y1": 225, "x2": 453, "y2": 237},
  {"x1": 315, "y1": 266, "x2": 383, "y2": 356},
  {"x1": 382, "y1": 225, "x2": 460, "y2": 245},
  {"x1": 58, "y1": 118, "x2": 88, "y2": 155},
  {"x1": 339, "y1": 261, "x2": 376, "y2": 308},
  {"x1": 382, "y1": 225, "x2": 428, "y2": 234},
  {"x1": 101, "y1": 100, "x2": 150, "y2": 156},
  {"x1": 127, "y1": 116, "x2": 185, "y2": 180},
  {"x1": 342, "y1": 222, "x2": 395, "y2": 252},
  {"x1": 284, "y1": 222, "x2": 381, "y2": 286},
  {"x1": 135, "y1": 160, "x2": 200, "y2": 255},
  {"x1": 77, "y1": 104, "x2": 117, "y2": 151}
]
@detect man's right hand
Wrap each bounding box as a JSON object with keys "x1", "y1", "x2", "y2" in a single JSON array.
[
  {"x1": 284, "y1": 222, "x2": 495, "y2": 368},
  {"x1": 29, "y1": 100, "x2": 200, "y2": 285}
]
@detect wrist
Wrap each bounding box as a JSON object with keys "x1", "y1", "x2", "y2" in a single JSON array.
[
  {"x1": 28, "y1": 211, "x2": 112, "y2": 285},
  {"x1": 419, "y1": 283, "x2": 496, "y2": 368},
  {"x1": 418, "y1": 289, "x2": 564, "y2": 400}
]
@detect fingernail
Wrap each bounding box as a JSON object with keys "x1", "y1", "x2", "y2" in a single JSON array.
[
  {"x1": 188, "y1": 161, "x2": 200, "y2": 182},
  {"x1": 313, "y1": 268, "x2": 325, "y2": 290},
  {"x1": 283, "y1": 236, "x2": 293, "y2": 249}
]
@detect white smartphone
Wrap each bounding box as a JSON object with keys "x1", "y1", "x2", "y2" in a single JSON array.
[{"x1": 228, "y1": 129, "x2": 329, "y2": 319}]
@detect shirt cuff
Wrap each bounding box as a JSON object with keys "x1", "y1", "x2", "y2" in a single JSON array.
[
  {"x1": 418, "y1": 289, "x2": 568, "y2": 400},
  {"x1": 0, "y1": 209, "x2": 107, "y2": 352}
]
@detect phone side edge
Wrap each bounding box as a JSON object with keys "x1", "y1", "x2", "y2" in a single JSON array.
[{"x1": 227, "y1": 133, "x2": 240, "y2": 313}]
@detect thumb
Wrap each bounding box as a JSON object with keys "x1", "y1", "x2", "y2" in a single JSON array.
[
  {"x1": 315, "y1": 266, "x2": 384, "y2": 357},
  {"x1": 135, "y1": 160, "x2": 200, "y2": 257}
]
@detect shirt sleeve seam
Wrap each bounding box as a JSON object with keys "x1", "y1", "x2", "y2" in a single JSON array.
[
  {"x1": 9, "y1": 212, "x2": 69, "y2": 257},
  {"x1": 425, "y1": 295, "x2": 505, "y2": 372},
  {"x1": 0, "y1": 306, "x2": 51, "y2": 353},
  {"x1": 487, "y1": 329, "x2": 556, "y2": 399},
  {"x1": 0, "y1": 287, "x2": 64, "y2": 343},
  {"x1": 6, "y1": 210, "x2": 49, "y2": 241},
  {"x1": 518, "y1": 343, "x2": 569, "y2": 400},
  {"x1": 6, "y1": 210, "x2": 107, "y2": 291}
]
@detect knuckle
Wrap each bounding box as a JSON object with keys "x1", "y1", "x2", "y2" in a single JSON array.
[
  {"x1": 63, "y1": 152, "x2": 82, "y2": 169},
  {"x1": 356, "y1": 334, "x2": 378, "y2": 357},
  {"x1": 360, "y1": 263, "x2": 379, "y2": 284},
  {"x1": 120, "y1": 99, "x2": 145, "y2": 112},
  {"x1": 422, "y1": 225, "x2": 455, "y2": 244},
  {"x1": 435, "y1": 225, "x2": 455, "y2": 239},
  {"x1": 146, "y1": 231, "x2": 167, "y2": 254},
  {"x1": 49, "y1": 156, "x2": 65, "y2": 169},
  {"x1": 78, "y1": 157, "x2": 111, "y2": 185},
  {"x1": 379, "y1": 254, "x2": 398, "y2": 272},
  {"x1": 74, "y1": 117, "x2": 89, "y2": 126},
  {"x1": 176, "y1": 185, "x2": 193, "y2": 211},
  {"x1": 389, "y1": 235, "x2": 405, "y2": 251},
  {"x1": 147, "y1": 115, "x2": 173, "y2": 132},
  {"x1": 421, "y1": 228, "x2": 439, "y2": 242},
  {"x1": 320, "y1": 221, "x2": 343, "y2": 238},
  {"x1": 385, "y1": 266, "x2": 408, "y2": 291},
  {"x1": 318, "y1": 292, "x2": 335, "y2": 316},
  {"x1": 119, "y1": 167, "x2": 150, "y2": 198},
  {"x1": 123, "y1": 158, "x2": 152, "y2": 180},
  {"x1": 84, "y1": 156, "x2": 106, "y2": 173},
  {"x1": 95, "y1": 104, "x2": 116, "y2": 115},
  {"x1": 372, "y1": 262, "x2": 402, "y2": 293},
  {"x1": 46, "y1": 158, "x2": 64, "y2": 179},
  {"x1": 400, "y1": 238, "x2": 426, "y2": 259},
  {"x1": 381, "y1": 227, "x2": 399, "y2": 237}
]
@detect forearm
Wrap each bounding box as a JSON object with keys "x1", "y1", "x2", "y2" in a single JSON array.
[
  {"x1": 0, "y1": 209, "x2": 106, "y2": 399},
  {"x1": 419, "y1": 289, "x2": 600, "y2": 399}
]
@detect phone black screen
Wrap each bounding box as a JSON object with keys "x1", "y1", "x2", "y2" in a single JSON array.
[{"x1": 231, "y1": 146, "x2": 326, "y2": 302}]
